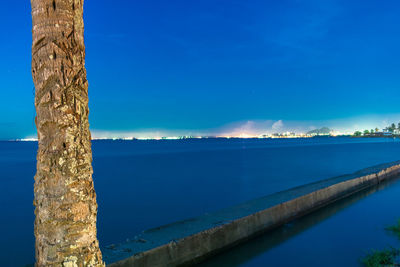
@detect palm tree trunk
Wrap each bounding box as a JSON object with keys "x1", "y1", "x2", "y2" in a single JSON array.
[{"x1": 31, "y1": 0, "x2": 104, "y2": 266}]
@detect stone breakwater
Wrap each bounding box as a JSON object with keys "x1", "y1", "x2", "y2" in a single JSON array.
[{"x1": 105, "y1": 161, "x2": 400, "y2": 267}]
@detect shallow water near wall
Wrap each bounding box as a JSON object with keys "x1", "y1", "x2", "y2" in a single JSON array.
[{"x1": 1, "y1": 137, "x2": 400, "y2": 266}]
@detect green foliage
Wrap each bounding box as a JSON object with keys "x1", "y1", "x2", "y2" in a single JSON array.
[
  {"x1": 362, "y1": 248, "x2": 399, "y2": 267},
  {"x1": 362, "y1": 219, "x2": 400, "y2": 266},
  {"x1": 358, "y1": 122, "x2": 400, "y2": 136},
  {"x1": 386, "y1": 220, "x2": 400, "y2": 239},
  {"x1": 389, "y1": 123, "x2": 396, "y2": 132}
]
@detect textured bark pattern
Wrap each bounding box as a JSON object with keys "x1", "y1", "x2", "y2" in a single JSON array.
[{"x1": 31, "y1": 0, "x2": 104, "y2": 266}]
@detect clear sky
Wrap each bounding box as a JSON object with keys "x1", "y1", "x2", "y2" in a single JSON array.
[{"x1": 1, "y1": 0, "x2": 400, "y2": 139}]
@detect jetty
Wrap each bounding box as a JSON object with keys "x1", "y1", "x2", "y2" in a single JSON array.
[{"x1": 104, "y1": 161, "x2": 400, "y2": 267}]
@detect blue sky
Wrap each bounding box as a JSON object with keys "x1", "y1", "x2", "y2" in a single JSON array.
[{"x1": 1, "y1": 0, "x2": 400, "y2": 139}]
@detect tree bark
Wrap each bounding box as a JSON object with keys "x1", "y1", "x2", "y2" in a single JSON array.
[{"x1": 31, "y1": 0, "x2": 104, "y2": 266}]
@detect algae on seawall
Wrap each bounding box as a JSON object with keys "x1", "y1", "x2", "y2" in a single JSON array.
[
  {"x1": 362, "y1": 219, "x2": 400, "y2": 267},
  {"x1": 362, "y1": 248, "x2": 400, "y2": 267},
  {"x1": 386, "y1": 220, "x2": 400, "y2": 240}
]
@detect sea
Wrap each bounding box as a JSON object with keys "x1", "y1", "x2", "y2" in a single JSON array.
[{"x1": 1, "y1": 137, "x2": 400, "y2": 267}]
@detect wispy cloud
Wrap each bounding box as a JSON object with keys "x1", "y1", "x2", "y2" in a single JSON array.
[
  {"x1": 269, "y1": 0, "x2": 342, "y2": 51},
  {"x1": 272, "y1": 120, "x2": 284, "y2": 131}
]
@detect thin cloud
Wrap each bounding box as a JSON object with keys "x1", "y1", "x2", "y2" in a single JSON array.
[{"x1": 272, "y1": 120, "x2": 284, "y2": 131}]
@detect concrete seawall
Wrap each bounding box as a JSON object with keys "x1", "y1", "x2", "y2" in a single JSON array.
[{"x1": 105, "y1": 161, "x2": 400, "y2": 267}]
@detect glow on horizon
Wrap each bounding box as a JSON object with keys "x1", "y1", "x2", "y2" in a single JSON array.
[{"x1": 17, "y1": 115, "x2": 400, "y2": 141}]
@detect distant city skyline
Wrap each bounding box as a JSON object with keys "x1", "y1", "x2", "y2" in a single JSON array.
[
  {"x1": 15, "y1": 114, "x2": 400, "y2": 140},
  {"x1": 2, "y1": 1, "x2": 400, "y2": 139}
]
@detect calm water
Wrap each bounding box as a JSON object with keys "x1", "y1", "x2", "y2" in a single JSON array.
[
  {"x1": 198, "y1": 175, "x2": 400, "y2": 267},
  {"x1": 1, "y1": 137, "x2": 400, "y2": 266}
]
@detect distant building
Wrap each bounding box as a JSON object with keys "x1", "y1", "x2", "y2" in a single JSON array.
[{"x1": 370, "y1": 131, "x2": 393, "y2": 137}]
